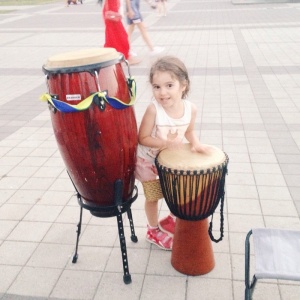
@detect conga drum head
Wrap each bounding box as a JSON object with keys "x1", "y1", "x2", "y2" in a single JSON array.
[
  {"x1": 156, "y1": 144, "x2": 228, "y2": 220},
  {"x1": 44, "y1": 48, "x2": 120, "y2": 71}
]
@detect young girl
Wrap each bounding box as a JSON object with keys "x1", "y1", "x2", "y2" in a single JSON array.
[{"x1": 135, "y1": 56, "x2": 207, "y2": 250}]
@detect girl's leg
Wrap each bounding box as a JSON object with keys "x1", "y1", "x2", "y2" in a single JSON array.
[{"x1": 145, "y1": 200, "x2": 159, "y2": 227}]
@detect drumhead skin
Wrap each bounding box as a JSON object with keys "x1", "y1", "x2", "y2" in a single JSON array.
[
  {"x1": 155, "y1": 143, "x2": 228, "y2": 221},
  {"x1": 157, "y1": 143, "x2": 226, "y2": 173},
  {"x1": 44, "y1": 47, "x2": 120, "y2": 69}
]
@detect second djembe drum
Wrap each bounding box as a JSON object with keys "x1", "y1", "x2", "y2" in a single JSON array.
[{"x1": 155, "y1": 143, "x2": 229, "y2": 275}]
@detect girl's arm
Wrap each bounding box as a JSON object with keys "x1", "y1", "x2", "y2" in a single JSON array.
[
  {"x1": 138, "y1": 103, "x2": 167, "y2": 150},
  {"x1": 185, "y1": 103, "x2": 207, "y2": 152}
]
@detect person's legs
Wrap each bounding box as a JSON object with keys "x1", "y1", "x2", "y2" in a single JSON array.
[
  {"x1": 162, "y1": 0, "x2": 167, "y2": 16},
  {"x1": 157, "y1": 1, "x2": 162, "y2": 16},
  {"x1": 127, "y1": 24, "x2": 135, "y2": 43},
  {"x1": 135, "y1": 22, "x2": 154, "y2": 51}
]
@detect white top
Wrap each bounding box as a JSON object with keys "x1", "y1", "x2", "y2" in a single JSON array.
[{"x1": 137, "y1": 100, "x2": 192, "y2": 163}]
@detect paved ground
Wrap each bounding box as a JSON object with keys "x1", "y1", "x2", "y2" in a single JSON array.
[{"x1": 0, "y1": 0, "x2": 300, "y2": 299}]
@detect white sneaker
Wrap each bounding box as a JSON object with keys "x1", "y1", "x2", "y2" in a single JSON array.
[{"x1": 150, "y1": 47, "x2": 165, "y2": 56}]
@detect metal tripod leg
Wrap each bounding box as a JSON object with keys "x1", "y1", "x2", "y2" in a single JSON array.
[
  {"x1": 127, "y1": 208, "x2": 138, "y2": 243},
  {"x1": 114, "y1": 179, "x2": 132, "y2": 284},
  {"x1": 72, "y1": 193, "x2": 83, "y2": 263},
  {"x1": 116, "y1": 213, "x2": 132, "y2": 284}
]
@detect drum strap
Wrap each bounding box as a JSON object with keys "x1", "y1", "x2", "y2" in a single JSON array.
[
  {"x1": 208, "y1": 192, "x2": 225, "y2": 243},
  {"x1": 40, "y1": 77, "x2": 136, "y2": 113}
]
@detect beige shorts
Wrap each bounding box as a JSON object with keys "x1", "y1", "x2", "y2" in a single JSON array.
[{"x1": 135, "y1": 157, "x2": 157, "y2": 182}]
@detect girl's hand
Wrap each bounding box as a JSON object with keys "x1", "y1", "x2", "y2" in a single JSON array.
[{"x1": 191, "y1": 143, "x2": 210, "y2": 153}]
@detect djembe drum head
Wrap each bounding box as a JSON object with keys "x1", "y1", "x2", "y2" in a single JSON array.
[{"x1": 156, "y1": 143, "x2": 228, "y2": 221}]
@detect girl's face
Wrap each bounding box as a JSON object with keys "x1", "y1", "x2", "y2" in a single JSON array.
[{"x1": 151, "y1": 71, "x2": 186, "y2": 109}]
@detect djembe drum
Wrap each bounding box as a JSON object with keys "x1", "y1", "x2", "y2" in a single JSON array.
[
  {"x1": 155, "y1": 143, "x2": 229, "y2": 275},
  {"x1": 41, "y1": 47, "x2": 138, "y2": 214}
]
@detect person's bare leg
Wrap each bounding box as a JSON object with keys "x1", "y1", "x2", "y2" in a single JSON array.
[
  {"x1": 127, "y1": 24, "x2": 135, "y2": 44},
  {"x1": 145, "y1": 200, "x2": 159, "y2": 227},
  {"x1": 136, "y1": 22, "x2": 154, "y2": 51}
]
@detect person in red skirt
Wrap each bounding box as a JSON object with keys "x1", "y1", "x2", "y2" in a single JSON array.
[{"x1": 101, "y1": 0, "x2": 140, "y2": 65}]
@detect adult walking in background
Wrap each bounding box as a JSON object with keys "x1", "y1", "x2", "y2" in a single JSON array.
[
  {"x1": 101, "y1": 0, "x2": 140, "y2": 65},
  {"x1": 126, "y1": 0, "x2": 165, "y2": 56}
]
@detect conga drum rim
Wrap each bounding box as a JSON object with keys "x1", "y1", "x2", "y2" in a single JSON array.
[
  {"x1": 156, "y1": 143, "x2": 227, "y2": 175},
  {"x1": 43, "y1": 47, "x2": 122, "y2": 74}
]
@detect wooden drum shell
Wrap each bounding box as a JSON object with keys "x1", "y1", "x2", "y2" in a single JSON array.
[{"x1": 43, "y1": 48, "x2": 138, "y2": 207}]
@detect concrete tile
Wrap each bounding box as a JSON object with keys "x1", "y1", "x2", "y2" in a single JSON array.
[
  {"x1": 0, "y1": 265, "x2": 22, "y2": 293},
  {"x1": 20, "y1": 177, "x2": 56, "y2": 191},
  {"x1": 0, "y1": 177, "x2": 28, "y2": 190},
  {"x1": 264, "y1": 216, "x2": 300, "y2": 230},
  {"x1": 78, "y1": 225, "x2": 118, "y2": 247},
  {"x1": 42, "y1": 223, "x2": 81, "y2": 245},
  {"x1": 27, "y1": 243, "x2": 73, "y2": 269},
  {"x1": 106, "y1": 247, "x2": 149, "y2": 274},
  {"x1": 0, "y1": 220, "x2": 18, "y2": 240},
  {"x1": 66, "y1": 245, "x2": 112, "y2": 272},
  {"x1": 0, "y1": 241, "x2": 38, "y2": 265},
  {"x1": 227, "y1": 198, "x2": 262, "y2": 215},
  {"x1": 56, "y1": 205, "x2": 91, "y2": 224},
  {"x1": 23, "y1": 205, "x2": 63, "y2": 222},
  {"x1": 95, "y1": 273, "x2": 144, "y2": 300},
  {"x1": 254, "y1": 173, "x2": 286, "y2": 186},
  {"x1": 228, "y1": 214, "x2": 264, "y2": 233},
  {"x1": 7, "y1": 221, "x2": 52, "y2": 242},
  {"x1": 234, "y1": 280, "x2": 281, "y2": 300},
  {"x1": 226, "y1": 173, "x2": 255, "y2": 186},
  {"x1": 280, "y1": 284, "x2": 300, "y2": 300},
  {"x1": 50, "y1": 269, "x2": 101, "y2": 300},
  {"x1": 141, "y1": 275, "x2": 186, "y2": 300},
  {"x1": 260, "y1": 200, "x2": 298, "y2": 217},
  {"x1": 257, "y1": 186, "x2": 292, "y2": 201},
  {"x1": 7, "y1": 166, "x2": 39, "y2": 177},
  {"x1": 0, "y1": 204, "x2": 32, "y2": 220},
  {"x1": 6, "y1": 190, "x2": 44, "y2": 205},
  {"x1": 38, "y1": 190, "x2": 74, "y2": 206},
  {"x1": 188, "y1": 278, "x2": 233, "y2": 300},
  {"x1": 7, "y1": 267, "x2": 62, "y2": 298}
]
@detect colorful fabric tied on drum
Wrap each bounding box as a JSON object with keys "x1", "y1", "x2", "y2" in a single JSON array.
[{"x1": 40, "y1": 77, "x2": 136, "y2": 113}]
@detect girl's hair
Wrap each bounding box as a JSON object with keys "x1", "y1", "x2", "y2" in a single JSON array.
[{"x1": 149, "y1": 56, "x2": 190, "y2": 99}]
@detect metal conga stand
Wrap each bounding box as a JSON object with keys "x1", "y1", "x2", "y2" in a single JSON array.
[{"x1": 69, "y1": 176, "x2": 138, "y2": 284}]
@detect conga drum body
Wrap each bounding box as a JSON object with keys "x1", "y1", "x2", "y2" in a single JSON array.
[
  {"x1": 155, "y1": 144, "x2": 228, "y2": 275},
  {"x1": 42, "y1": 48, "x2": 138, "y2": 210}
]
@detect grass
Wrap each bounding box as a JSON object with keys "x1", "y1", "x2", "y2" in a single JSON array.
[{"x1": 0, "y1": 0, "x2": 60, "y2": 5}]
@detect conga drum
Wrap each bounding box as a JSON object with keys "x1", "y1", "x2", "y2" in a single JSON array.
[
  {"x1": 41, "y1": 48, "x2": 138, "y2": 214},
  {"x1": 155, "y1": 144, "x2": 229, "y2": 275}
]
